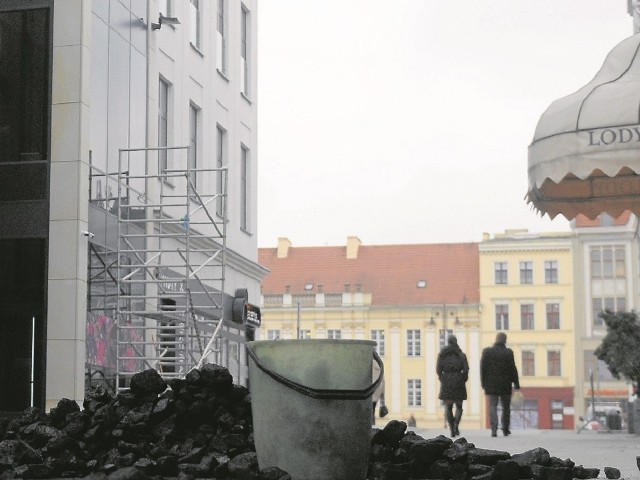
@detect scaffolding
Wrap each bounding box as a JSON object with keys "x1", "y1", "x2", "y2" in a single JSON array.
[{"x1": 114, "y1": 146, "x2": 227, "y2": 389}]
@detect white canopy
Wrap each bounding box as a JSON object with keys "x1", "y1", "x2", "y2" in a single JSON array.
[{"x1": 527, "y1": 33, "x2": 640, "y2": 219}]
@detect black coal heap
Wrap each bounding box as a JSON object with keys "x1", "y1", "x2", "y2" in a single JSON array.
[{"x1": 0, "y1": 366, "x2": 608, "y2": 480}]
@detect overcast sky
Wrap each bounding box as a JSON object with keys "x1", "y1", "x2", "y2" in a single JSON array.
[{"x1": 256, "y1": 1, "x2": 633, "y2": 248}]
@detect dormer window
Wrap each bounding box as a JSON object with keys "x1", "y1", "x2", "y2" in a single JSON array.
[{"x1": 417, "y1": 280, "x2": 427, "y2": 288}]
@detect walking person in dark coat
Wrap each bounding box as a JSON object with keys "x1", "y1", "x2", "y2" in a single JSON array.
[
  {"x1": 480, "y1": 332, "x2": 520, "y2": 437},
  {"x1": 436, "y1": 335, "x2": 469, "y2": 437}
]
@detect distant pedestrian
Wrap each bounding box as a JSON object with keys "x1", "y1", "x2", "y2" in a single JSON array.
[
  {"x1": 480, "y1": 332, "x2": 520, "y2": 437},
  {"x1": 407, "y1": 413, "x2": 417, "y2": 427},
  {"x1": 436, "y1": 335, "x2": 469, "y2": 437}
]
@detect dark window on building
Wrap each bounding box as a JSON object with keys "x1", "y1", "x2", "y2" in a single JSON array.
[
  {"x1": 0, "y1": 8, "x2": 50, "y2": 201},
  {"x1": 547, "y1": 350, "x2": 561, "y2": 376},
  {"x1": 522, "y1": 351, "x2": 535, "y2": 376},
  {"x1": 545, "y1": 260, "x2": 558, "y2": 283},
  {"x1": 495, "y1": 304, "x2": 509, "y2": 330},
  {"x1": 520, "y1": 304, "x2": 534, "y2": 330},
  {"x1": 520, "y1": 261, "x2": 533, "y2": 284},
  {"x1": 546, "y1": 303, "x2": 560, "y2": 329},
  {"x1": 494, "y1": 262, "x2": 508, "y2": 284}
]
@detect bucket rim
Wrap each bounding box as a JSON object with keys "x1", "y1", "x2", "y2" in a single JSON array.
[{"x1": 246, "y1": 340, "x2": 383, "y2": 401}]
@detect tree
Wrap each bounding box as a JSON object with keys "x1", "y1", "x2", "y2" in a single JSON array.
[{"x1": 594, "y1": 310, "x2": 640, "y2": 394}]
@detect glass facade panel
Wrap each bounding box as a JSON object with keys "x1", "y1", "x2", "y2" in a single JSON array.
[{"x1": 0, "y1": 8, "x2": 49, "y2": 201}]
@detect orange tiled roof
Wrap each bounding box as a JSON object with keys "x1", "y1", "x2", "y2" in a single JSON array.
[{"x1": 259, "y1": 242, "x2": 479, "y2": 306}]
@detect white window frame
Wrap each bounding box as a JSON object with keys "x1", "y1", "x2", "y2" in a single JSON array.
[
  {"x1": 407, "y1": 329, "x2": 421, "y2": 357},
  {"x1": 371, "y1": 329, "x2": 385, "y2": 356},
  {"x1": 494, "y1": 261, "x2": 508, "y2": 284},
  {"x1": 189, "y1": 0, "x2": 201, "y2": 49},
  {"x1": 522, "y1": 350, "x2": 535, "y2": 376},
  {"x1": 407, "y1": 379, "x2": 422, "y2": 406},
  {"x1": 546, "y1": 302, "x2": 560, "y2": 330},
  {"x1": 216, "y1": 0, "x2": 227, "y2": 73},
  {"x1": 495, "y1": 304, "x2": 509, "y2": 330},
  {"x1": 159, "y1": 0, "x2": 171, "y2": 17},
  {"x1": 520, "y1": 261, "x2": 533, "y2": 284},
  {"x1": 547, "y1": 350, "x2": 561, "y2": 377},
  {"x1": 216, "y1": 125, "x2": 226, "y2": 217},
  {"x1": 240, "y1": 4, "x2": 250, "y2": 96},
  {"x1": 188, "y1": 103, "x2": 199, "y2": 189},
  {"x1": 327, "y1": 329, "x2": 342, "y2": 340},
  {"x1": 520, "y1": 303, "x2": 534, "y2": 330},
  {"x1": 240, "y1": 144, "x2": 250, "y2": 232},
  {"x1": 158, "y1": 78, "x2": 169, "y2": 173},
  {"x1": 544, "y1": 260, "x2": 558, "y2": 284}
]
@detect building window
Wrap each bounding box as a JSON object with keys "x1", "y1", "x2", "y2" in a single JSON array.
[
  {"x1": 188, "y1": 104, "x2": 199, "y2": 188},
  {"x1": 216, "y1": 125, "x2": 226, "y2": 217},
  {"x1": 407, "y1": 379, "x2": 422, "y2": 406},
  {"x1": 298, "y1": 330, "x2": 311, "y2": 339},
  {"x1": 591, "y1": 246, "x2": 625, "y2": 279},
  {"x1": 158, "y1": 78, "x2": 169, "y2": 172},
  {"x1": 438, "y1": 329, "x2": 453, "y2": 350},
  {"x1": 547, "y1": 350, "x2": 561, "y2": 376},
  {"x1": 267, "y1": 329, "x2": 281, "y2": 340},
  {"x1": 592, "y1": 296, "x2": 626, "y2": 326},
  {"x1": 159, "y1": 0, "x2": 171, "y2": 16},
  {"x1": 522, "y1": 351, "x2": 535, "y2": 376},
  {"x1": 520, "y1": 261, "x2": 533, "y2": 284},
  {"x1": 189, "y1": 0, "x2": 201, "y2": 49},
  {"x1": 584, "y1": 350, "x2": 616, "y2": 381},
  {"x1": 240, "y1": 145, "x2": 249, "y2": 231},
  {"x1": 546, "y1": 303, "x2": 560, "y2": 329},
  {"x1": 327, "y1": 329, "x2": 342, "y2": 340},
  {"x1": 216, "y1": 0, "x2": 226, "y2": 73},
  {"x1": 371, "y1": 329, "x2": 385, "y2": 356},
  {"x1": 240, "y1": 5, "x2": 250, "y2": 96},
  {"x1": 494, "y1": 262, "x2": 508, "y2": 284},
  {"x1": 495, "y1": 304, "x2": 509, "y2": 330},
  {"x1": 520, "y1": 304, "x2": 534, "y2": 330},
  {"x1": 407, "y1": 330, "x2": 421, "y2": 357},
  {"x1": 545, "y1": 260, "x2": 558, "y2": 284}
]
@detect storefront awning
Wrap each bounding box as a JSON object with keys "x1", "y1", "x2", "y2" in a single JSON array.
[{"x1": 527, "y1": 33, "x2": 640, "y2": 220}]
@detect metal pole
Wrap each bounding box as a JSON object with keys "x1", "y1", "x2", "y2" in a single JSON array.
[
  {"x1": 30, "y1": 316, "x2": 35, "y2": 407},
  {"x1": 443, "y1": 303, "x2": 447, "y2": 343},
  {"x1": 296, "y1": 302, "x2": 301, "y2": 339}
]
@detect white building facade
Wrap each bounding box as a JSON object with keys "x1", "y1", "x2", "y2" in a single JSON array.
[{"x1": 0, "y1": 0, "x2": 264, "y2": 414}]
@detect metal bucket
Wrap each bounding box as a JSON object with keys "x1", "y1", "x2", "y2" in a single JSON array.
[{"x1": 246, "y1": 339, "x2": 383, "y2": 480}]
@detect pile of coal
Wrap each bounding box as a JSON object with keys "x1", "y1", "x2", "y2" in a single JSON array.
[
  {"x1": 368, "y1": 420, "x2": 603, "y2": 480},
  {"x1": 0, "y1": 365, "x2": 617, "y2": 480},
  {"x1": 0, "y1": 365, "x2": 290, "y2": 480}
]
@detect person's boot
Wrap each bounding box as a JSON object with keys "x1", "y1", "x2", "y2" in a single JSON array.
[
  {"x1": 454, "y1": 407, "x2": 463, "y2": 436},
  {"x1": 446, "y1": 408, "x2": 456, "y2": 437}
]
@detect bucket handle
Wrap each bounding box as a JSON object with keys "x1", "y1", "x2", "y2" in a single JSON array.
[{"x1": 247, "y1": 345, "x2": 384, "y2": 401}]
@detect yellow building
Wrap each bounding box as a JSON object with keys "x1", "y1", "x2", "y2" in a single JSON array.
[
  {"x1": 259, "y1": 223, "x2": 639, "y2": 431},
  {"x1": 479, "y1": 229, "x2": 576, "y2": 429},
  {"x1": 258, "y1": 237, "x2": 482, "y2": 429}
]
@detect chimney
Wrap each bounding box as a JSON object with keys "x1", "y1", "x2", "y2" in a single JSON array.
[
  {"x1": 277, "y1": 237, "x2": 292, "y2": 258},
  {"x1": 346, "y1": 236, "x2": 362, "y2": 259}
]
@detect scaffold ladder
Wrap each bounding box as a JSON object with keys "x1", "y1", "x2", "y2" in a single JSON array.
[{"x1": 114, "y1": 146, "x2": 228, "y2": 390}]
